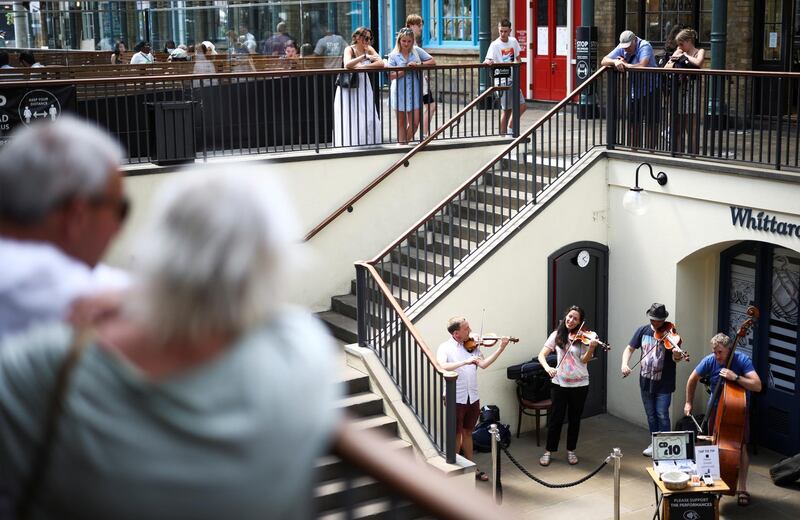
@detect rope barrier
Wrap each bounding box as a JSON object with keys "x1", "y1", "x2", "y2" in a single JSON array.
[{"x1": 500, "y1": 445, "x2": 610, "y2": 488}]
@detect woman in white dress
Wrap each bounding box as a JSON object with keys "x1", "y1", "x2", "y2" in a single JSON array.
[{"x1": 333, "y1": 27, "x2": 384, "y2": 147}]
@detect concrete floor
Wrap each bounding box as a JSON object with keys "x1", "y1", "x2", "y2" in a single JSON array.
[{"x1": 472, "y1": 414, "x2": 800, "y2": 519}]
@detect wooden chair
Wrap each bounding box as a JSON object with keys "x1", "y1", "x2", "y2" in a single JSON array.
[{"x1": 515, "y1": 382, "x2": 552, "y2": 446}]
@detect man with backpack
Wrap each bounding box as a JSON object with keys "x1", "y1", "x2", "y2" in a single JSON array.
[{"x1": 436, "y1": 317, "x2": 510, "y2": 481}]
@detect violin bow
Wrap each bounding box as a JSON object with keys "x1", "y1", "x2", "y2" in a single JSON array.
[{"x1": 623, "y1": 342, "x2": 658, "y2": 377}]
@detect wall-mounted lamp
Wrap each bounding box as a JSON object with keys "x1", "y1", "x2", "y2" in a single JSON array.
[{"x1": 622, "y1": 162, "x2": 668, "y2": 215}]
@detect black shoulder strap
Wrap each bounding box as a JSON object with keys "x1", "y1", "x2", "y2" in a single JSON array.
[{"x1": 16, "y1": 328, "x2": 92, "y2": 519}]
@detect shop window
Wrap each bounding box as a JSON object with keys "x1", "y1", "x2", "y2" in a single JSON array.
[
  {"x1": 420, "y1": 0, "x2": 478, "y2": 48},
  {"x1": 622, "y1": 0, "x2": 711, "y2": 47}
]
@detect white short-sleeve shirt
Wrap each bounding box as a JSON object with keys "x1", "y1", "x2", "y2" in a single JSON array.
[
  {"x1": 436, "y1": 337, "x2": 483, "y2": 404},
  {"x1": 543, "y1": 330, "x2": 590, "y2": 387}
]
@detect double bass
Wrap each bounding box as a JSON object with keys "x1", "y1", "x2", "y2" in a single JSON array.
[{"x1": 705, "y1": 305, "x2": 759, "y2": 495}]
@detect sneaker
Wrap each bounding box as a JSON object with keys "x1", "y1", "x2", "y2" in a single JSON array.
[{"x1": 642, "y1": 445, "x2": 653, "y2": 457}]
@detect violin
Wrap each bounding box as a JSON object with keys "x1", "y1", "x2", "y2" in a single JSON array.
[
  {"x1": 572, "y1": 328, "x2": 612, "y2": 351},
  {"x1": 653, "y1": 322, "x2": 690, "y2": 362},
  {"x1": 463, "y1": 334, "x2": 519, "y2": 353}
]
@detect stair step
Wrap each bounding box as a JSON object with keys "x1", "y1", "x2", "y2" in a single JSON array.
[
  {"x1": 427, "y1": 214, "x2": 502, "y2": 245},
  {"x1": 467, "y1": 184, "x2": 532, "y2": 211},
  {"x1": 338, "y1": 367, "x2": 371, "y2": 396},
  {"x1": 336, "y1": 392, "x2": 385, "y2": 418},
  {"x1": 331, "y1": 293, "x2": 358, "y2": 320},
  {"x1": 351, "y1": 277, "x2": 418, "y2": 309},
  {"x1": 314, "y1": 439, "x2": 412, "y2": 484},
  {"x1": 409, "y1": 230, "x2": 478, "y2": 260},
  {"x1": 318, "y1": 310, "x2": 358, "y2": 344},
  {"x1": 317, "y1": 496, "x2": 423, "y2": 520},
  {"x1": 447, "y1": 197, "x2": 515, "y2": 225},
  {"x1": 315, "y1": 476, "x2": 388, "y2": 515},
  {"x1": 392, "y1": 245, "x2": 453, "y2": 278},
  {"x1": 375, "y1": 262, "x2": 439, "y2": 294},
  {"x1": 350, "y1": 414, "x2": 399, "y2": 436}
]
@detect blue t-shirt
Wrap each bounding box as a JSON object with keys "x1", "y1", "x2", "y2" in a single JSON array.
[
  {"x1": 605, "y1": 38, "x2": 656, "y2": 67},
  {"x1": 694, "y1": 351, "x2": 756, "y2": 410},
  {"x1": 629, "y1": 324, "x2": 677, "y2": 394}
]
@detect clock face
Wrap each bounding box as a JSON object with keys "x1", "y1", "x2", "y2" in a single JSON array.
[{"x1": 577, "y1": 250, "x2": 590, "y2": 268}]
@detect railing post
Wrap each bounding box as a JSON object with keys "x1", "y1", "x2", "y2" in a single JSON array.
[
  {"x1": 611, "y1": 447, "x2": 622, "y2": 520},
  {"x1": 606, "y1": 70, "x2": 617, "y2": 149},
  {"x1": 490, "y1": 423, "x2": 501, "y2": 505},
  {"x1": 512, "y1": 63, "x2": 521, "y2": 137},
  {"x1": 445, "y1": 376, "x2": 456, "y2": 463},
  {"x1": 669, "y1": 72, "x2": 679, "y2": 156},
  {"x1": 355, "y1": 264, "x2": 369, "y2": 347}
]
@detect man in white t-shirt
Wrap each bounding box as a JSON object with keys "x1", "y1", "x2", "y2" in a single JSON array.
[
  {"x1": 0, "y1": 117, "x2": 130, "y2": 340},
  {"x1": 436, "y1": 316, "x2": 509, "y2": 482},
  {"x1": 483, "y1": 19, "x2": 527, "y2": 136}
]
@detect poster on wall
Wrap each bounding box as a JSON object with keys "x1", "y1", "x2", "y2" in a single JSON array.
[
  {"x1": 0, "y1": 87, "x2": 77, "y2": 147},
  {"x1": 537, "y1": 27, "x2": 548, "y2": 55},
  {"x1": 556, "y1": 27, "x2": 569, "y2": 56}
]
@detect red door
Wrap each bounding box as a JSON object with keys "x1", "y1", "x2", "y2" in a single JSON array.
[
  {"x1": 532, "y1": 0, "x2": 580, "y2": 101},
  {"x1": 513, "y1": 1, "x2": 530, "y2": 98}
]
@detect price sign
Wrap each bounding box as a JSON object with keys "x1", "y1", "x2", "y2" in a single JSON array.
[{"x1": 654, "y1": 434, "x2": 689, "y2": 461}]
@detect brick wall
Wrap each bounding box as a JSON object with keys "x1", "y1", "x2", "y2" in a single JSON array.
[{"x1": 726, "y1": 0, "x2": 752, "y2": 71}]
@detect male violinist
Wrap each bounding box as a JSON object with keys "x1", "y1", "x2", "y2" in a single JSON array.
[
  {"x1": 684, "y1": 333, "x2": 762, "y2": 507},
  {"x1": 621, "y1": 303, "x2": 685, "y2": 457},
  {"x1": 436, "y1": 316, "x2": 509, "y2": 482}
]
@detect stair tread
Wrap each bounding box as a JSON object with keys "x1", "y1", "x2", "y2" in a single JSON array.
[
  {"x1": 417, "y1": 230, "x2": 479, "y2": 251},
  {"x1": 349, "y1": 278, "x2": 418, "y2": 308},
  {"x1": 376, "y1": 262, "x2": 439, "y2": 287},
  {"x1": 338, "y1": 365, "x2": 368, "y2": 383},
  {"x1": 449, "y1": 197, "x2": 519, "y2": 215},
  {"x1": 470, "y1": 184, "x2": 535, "y2": 202},
  {"x1": 316, "y1": 438, "x2": 411, "y2": 472},
  {"x1": 335, "y1": 392, "x2": 384, "y2": 411},
  {"x1": 350, "y1": 414, "x2": 397, "y2": 431},
  {"x1": 332, "y1": 293, "x2": 358, "y2": 307},
  {"x1": 317, "y1": 496, "x2": 417, "y2": 520},
  {"x1": 318, "y1": 311, "x2": 358, "y2": 333}
]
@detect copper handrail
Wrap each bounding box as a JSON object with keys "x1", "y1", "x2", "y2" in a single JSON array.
[
  {"x1": 304, "y1": 85, "x2": 509, "y2": 241},
  {"x1": 355, "y1": 262, "x2": 456, "y2": 379},
  {"x1": 368, "y1": 65, "x2": 610, "y2": 265}
]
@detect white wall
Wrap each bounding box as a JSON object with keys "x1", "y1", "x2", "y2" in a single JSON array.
[
  {"x1": 605, "y1": 157, "x2": 800, "y2": 432},
  {"x1": 412, "y1": 161, "x2": 609, "y2": 433},
  {"x1": 107, "y1": 145, "x2": 506, "y2": 311}
]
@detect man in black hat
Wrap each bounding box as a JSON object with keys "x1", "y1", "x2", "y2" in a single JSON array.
[{"x1": 621, "y1": 303, "x2": 685, "y2": 456}]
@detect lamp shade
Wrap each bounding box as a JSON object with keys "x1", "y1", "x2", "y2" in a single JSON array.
[{"x1": 623, "y1": 189, "x2": 649, "y2": 215}]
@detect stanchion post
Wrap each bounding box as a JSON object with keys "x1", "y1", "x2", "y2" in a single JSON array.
[
  {"x1": 611, "y1": 447, "x2": 622, "y2": 520},
  {"x1": 489, "y1": 423, "x2": 499, "y2": 503}
]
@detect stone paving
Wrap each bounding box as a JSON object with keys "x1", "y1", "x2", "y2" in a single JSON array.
[{"x1": 472, "y1": 413, "x2": 800, "y2": 519}]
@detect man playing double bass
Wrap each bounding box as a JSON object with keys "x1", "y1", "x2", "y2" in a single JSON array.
[{"x1": 684, "y1": 333, "x2": 762, "y2": 507}]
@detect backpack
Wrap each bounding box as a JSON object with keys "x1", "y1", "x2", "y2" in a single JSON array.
[
  {"x1": 472, "y1": 407, "x2": 511, "y2": 453},
  {"x1": 769, "y1": 453, "x2": 800, "y2": 486}
]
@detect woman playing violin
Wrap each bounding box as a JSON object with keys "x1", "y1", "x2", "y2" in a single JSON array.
[
  {"x1": 621, "y1": 303, "x2": 686, "y2": 457},
  {"x1": 537, "y1": 305, "x2": 600, "y2": 467}
]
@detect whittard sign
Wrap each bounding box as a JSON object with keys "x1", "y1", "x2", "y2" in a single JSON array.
[{"x1": 730, "y1": 206, "x2": 800, "y2": 239}]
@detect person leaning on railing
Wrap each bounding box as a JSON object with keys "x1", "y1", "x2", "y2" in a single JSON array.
[
  {"x1": 664, "y1": 28, "x2": 705, "y2": 154},
  {"x1": 388, "y1": 28, "x2": 435, "y2": 145}
]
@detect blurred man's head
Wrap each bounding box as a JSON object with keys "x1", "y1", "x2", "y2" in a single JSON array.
[{"x1": 0, "y1": 117, "x2": 126, "y2": 267}]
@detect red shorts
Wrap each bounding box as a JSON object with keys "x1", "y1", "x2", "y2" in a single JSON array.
[{"x1": 456, "y1": 398, "x2": 481, "y2": 430}]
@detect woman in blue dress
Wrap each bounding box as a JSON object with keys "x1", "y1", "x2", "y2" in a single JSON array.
[{"x1": 387, "y1": 28, "x2": 435, "y2": 144}]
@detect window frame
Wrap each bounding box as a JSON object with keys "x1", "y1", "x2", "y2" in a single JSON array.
[
  {"x1": 420, "y1": 0, "x2": 479, "y2": 49},
  {"x1": 618, "y1": 0, "x2": 711, "y2": 48}
]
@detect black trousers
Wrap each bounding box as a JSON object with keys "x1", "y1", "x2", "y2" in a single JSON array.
[{"x1": 545, "y1": 384, "x2": 589, "y2": 452}]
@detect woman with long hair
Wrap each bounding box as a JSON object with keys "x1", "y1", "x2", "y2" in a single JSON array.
[
  {"x1": 387, "y1": 27, "x2": 435, "y2": 144},
  {"x1": 665, "y1": 28, "x2": 705, "y2": 154},
  {"x1": 333, "y1": 26, "x2": 384, "y2": 147},
  {"x1": 537, "y1": 305, "x2": 598, "y2": 466}
]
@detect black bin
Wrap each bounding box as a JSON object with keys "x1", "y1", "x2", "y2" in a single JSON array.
[{"x1": 147, "y1": 101, "x2": 197, "y2": 165}]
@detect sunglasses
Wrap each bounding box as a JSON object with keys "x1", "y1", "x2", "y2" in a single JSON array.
[{"x1": 90, "y1": 195, "x2": 131, "y2": 222}]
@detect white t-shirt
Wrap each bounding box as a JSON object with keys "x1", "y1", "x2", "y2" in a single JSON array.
[
  {"x1": 130, "y1": 52, "x2": 154, "y2": 65},
  {"x1": 486, "y1": 36, "x2": 521, "y2": 85},
  {"x1": 542, "y1": 330, "x2": 590, "y2": 388},
  {"x1": 0, "y1": 237, "x2": 130, "y2": 341},
  {"x1": 436, "y1": 336, "x2": 483, "y2": 404}
]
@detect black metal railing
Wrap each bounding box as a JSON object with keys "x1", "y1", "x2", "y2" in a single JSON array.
[
  {"x1": 0, "y1": 63, "x2": 517, "y2": 164},
  {"x1": 364, "y1": 66, "x2": 609, "y2": 310},
  {"x1": 608, "y1": 67, "x2": 800, "y2": 171},
  {"x1": 354, "y1": 262, "x2": 457, "y2": 463}
]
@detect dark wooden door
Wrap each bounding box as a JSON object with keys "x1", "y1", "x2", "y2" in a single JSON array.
[{"x1": 548, "y1": 242, "x2": 609, "y2": 417}]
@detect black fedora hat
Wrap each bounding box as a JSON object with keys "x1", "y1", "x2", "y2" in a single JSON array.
[{"x1": 646, "y1": 303, "x2": 669, "y2": 321}]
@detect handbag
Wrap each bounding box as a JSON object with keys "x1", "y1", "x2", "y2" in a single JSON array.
[{"x1": 335, "y1": 71, "x2": 358, "y2": 88}]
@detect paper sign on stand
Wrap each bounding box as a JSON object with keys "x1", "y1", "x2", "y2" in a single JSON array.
[{"x1": 695, "y1": 445, "x2": 721, "y2": 479}]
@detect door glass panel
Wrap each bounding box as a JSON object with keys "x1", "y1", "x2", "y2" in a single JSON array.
[
  {"x1": 556, "y1": 0, "x2": 567, "y2": 26},
  {"x1": 727, "y1": 250, "x2": 758, "y2": 358},
  {"x1": 536, "y1": 0, "x2": 548, "y2": 56},
  {"x1": 764, "y1": 0, "x2": 784, "y2": 61},
  {"x1": 768, "y1": 248, "x2": 799, "y2": 394}
]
